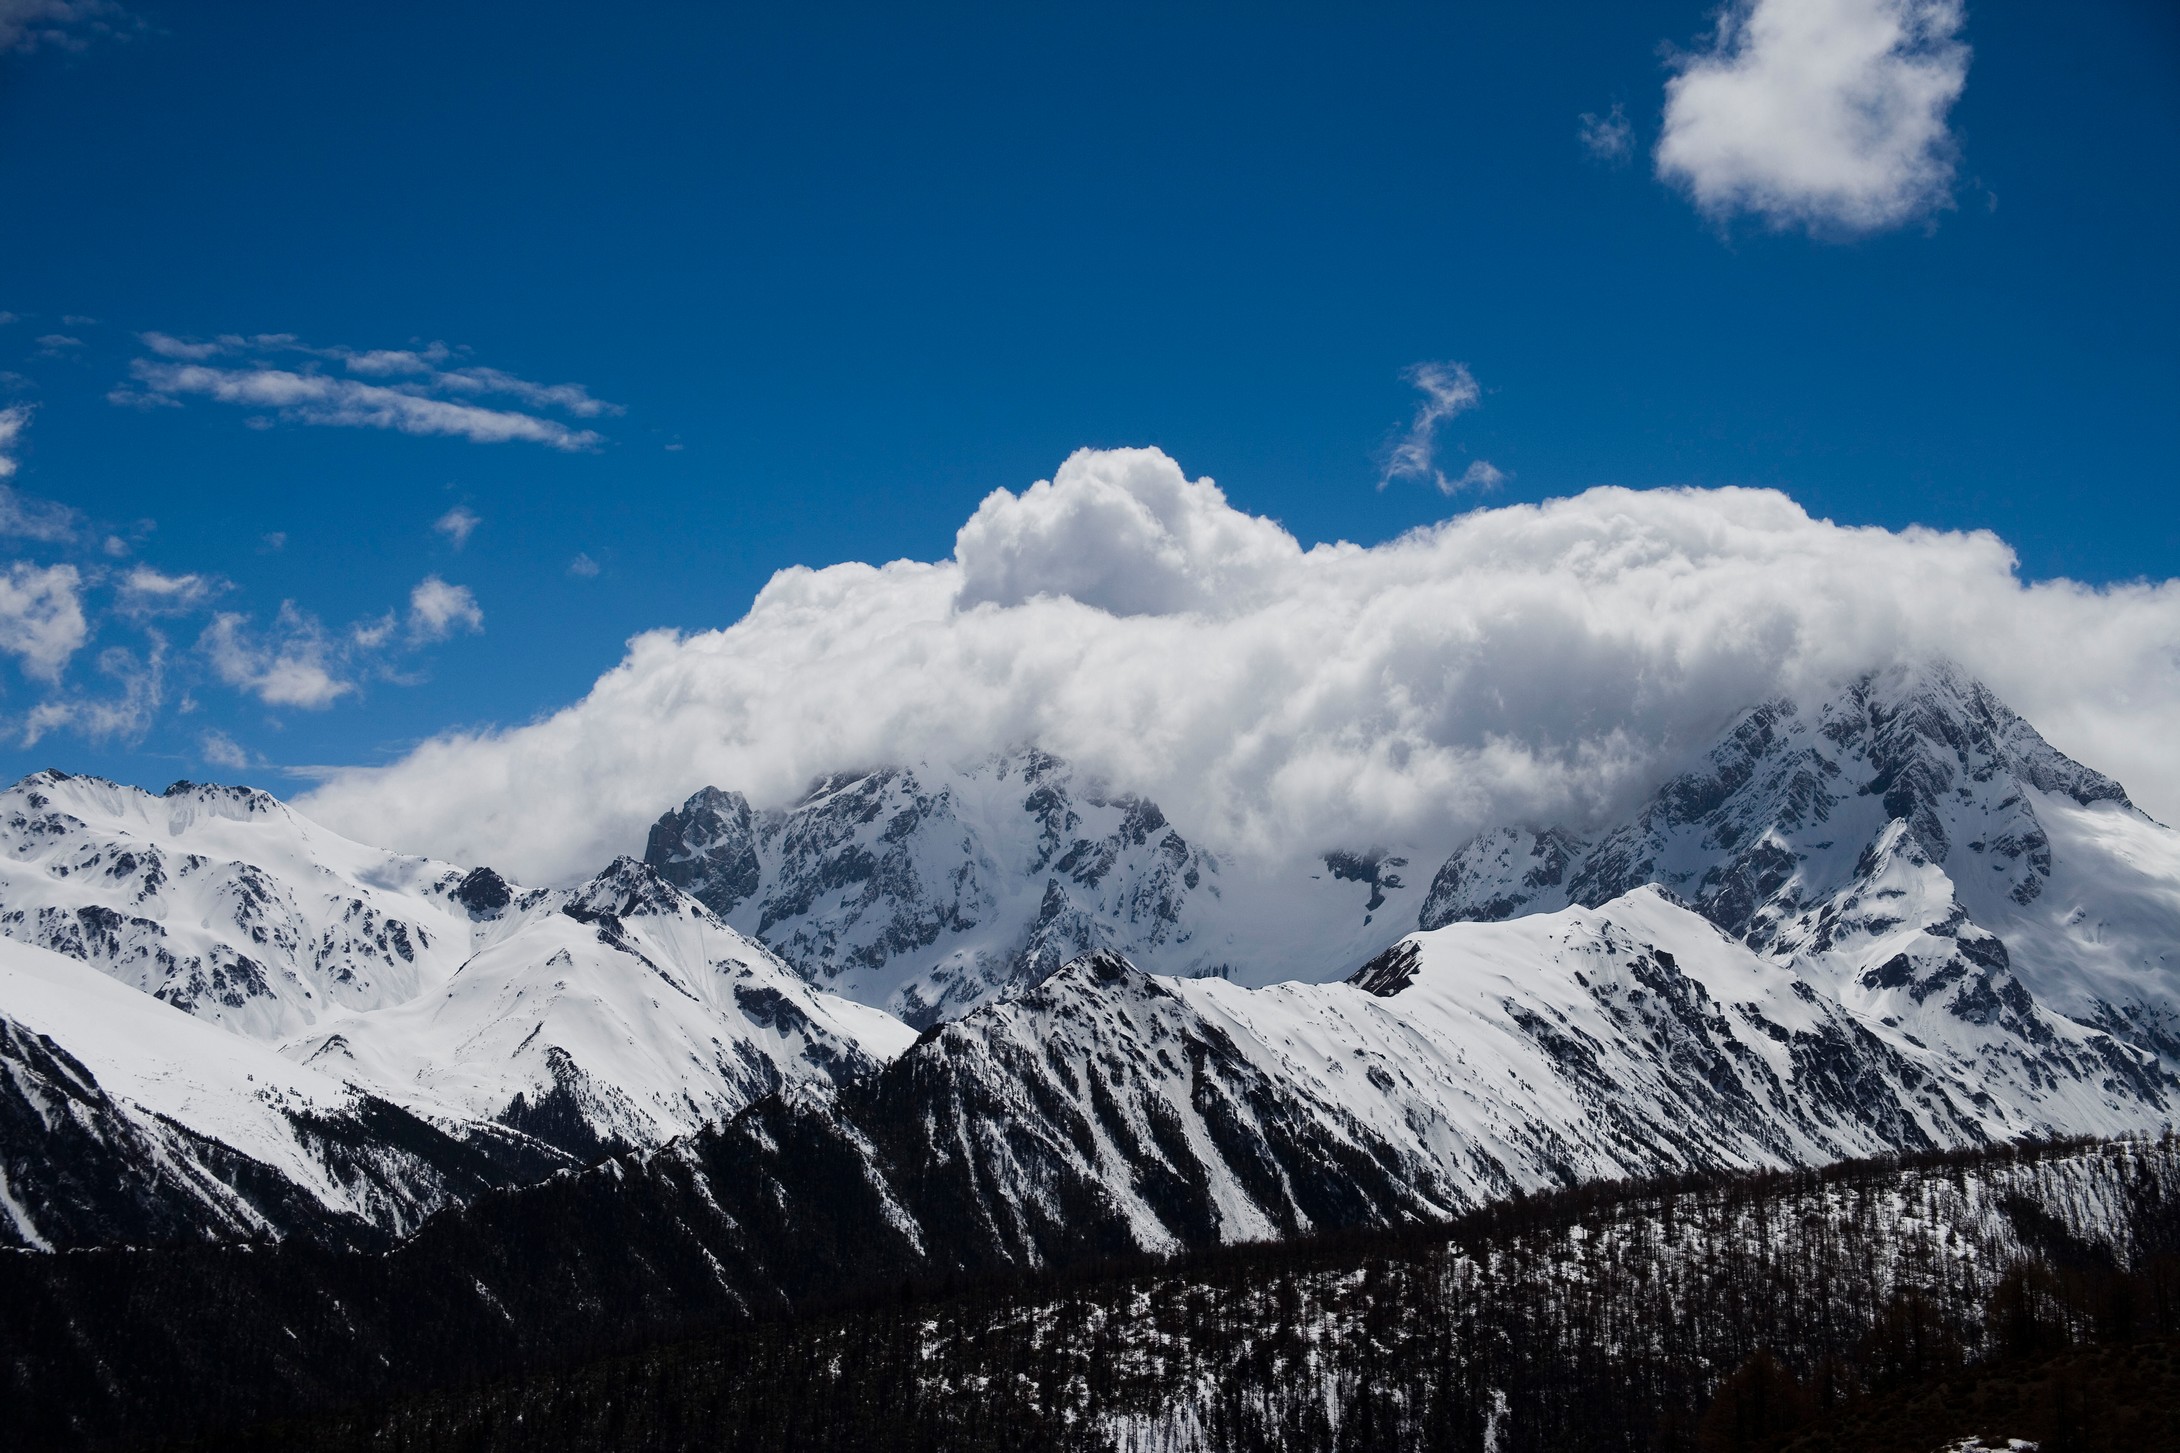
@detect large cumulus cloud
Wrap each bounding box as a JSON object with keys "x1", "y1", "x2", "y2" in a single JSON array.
[{"x1": 299, "y1": 448, "x2": 2180, "y2": 884}]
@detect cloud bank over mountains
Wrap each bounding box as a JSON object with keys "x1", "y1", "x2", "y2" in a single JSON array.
[{"x1": 301, "y1": 447, "x2": 2180, "y2": 886}]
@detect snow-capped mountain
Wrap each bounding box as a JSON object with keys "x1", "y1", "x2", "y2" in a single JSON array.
[
  {"x1": 643, "y1": 748, "x2": 1425, "y2": 1024},
  {"x1": 1418, "y1": 663, "x2": 2180, "y2": 1072},
  {"x1": 0, "y1": 772, "x2": 916, "y2": 1238},
  {"x1": 2, "y1": 663, "x2": 2175, "y2": 1264}
]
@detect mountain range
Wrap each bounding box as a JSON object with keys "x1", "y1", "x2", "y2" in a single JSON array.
[{"x1": 1, "y1": 661, "x2": 2174, "y2": 1261}]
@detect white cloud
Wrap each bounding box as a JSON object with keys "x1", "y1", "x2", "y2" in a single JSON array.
[
  {"x1": 407, "y1": 576, "x2": 483, "y2": 642},
  {"x1": 0, "y1": 561, "x2": 87, "y2": 681},
  {"x1": 434, "y1": 505, "x2": 481, "y2": 548},
  {"x1": 200, "y1": 606, "x2": 353, "y2": 709},
  {"x1": 1655, "y1": 0, "x2": 1969, "y2": 234},
  {"x1": 296, "y1": 447, "x2": 2180, "y2": 887},
  {"x1": 567, "y1": 552, "x2": 601, "y2": 579},
  {"x1": 955, "y1": 448, "x2": 1300, "y2": 617},
  {"x1": 199, "y1": 729, "x2": 250, "y2": 771},
  {"x1": 1380, "y1": 362, "x2": 1501, "y2": 496},
  {"x1": 115, "y1": 564, "x2": 222, "y2": 619},
  {"x1": 1578, "y1": 103, "x2": 1634, "y2": 163},
  {"x1": 119, "y1": 334, "x2": 617, "y2": 451}
]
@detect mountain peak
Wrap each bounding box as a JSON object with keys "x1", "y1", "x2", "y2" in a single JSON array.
[{"x1": 637, "y1": 750, "x2": 1223, "y2": 1024}]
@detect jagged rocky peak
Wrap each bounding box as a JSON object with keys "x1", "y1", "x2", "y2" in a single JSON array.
[
  {"x1": 645, "y1": 786, "x2": 760, "y2": 916},
  {"x1": 1321, "y1": 849, "x2": 1408, "y2": 914},
  {"x1": 639, "y1": 747, "x2": 1225, "y2": 1024},
  {"x1": 564, "y1": 854, "x2": 701, "y2": 924},
  {"x1": 449, "y1": 865, "x2": 515, "y2": 919}
]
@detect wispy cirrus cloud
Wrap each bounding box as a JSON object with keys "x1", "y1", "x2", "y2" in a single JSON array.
[
  {"x1": 1655, "y1": 0, "x2": 1969, "y2": 235},
  {"x1": 117, "y1": 333, "x2": 619, "y2": 451},
  {"x1": 1379, "y1": 361, "x2": 1505, "y2": 497}
]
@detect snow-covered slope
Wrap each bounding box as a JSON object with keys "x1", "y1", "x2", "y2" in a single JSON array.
[
  {"x1": 1420, "y1": 662, "x2": 2180, "y2": 1071},
  {"x1": 0, "y1": 934, "x2": 569, "y2": 1250},
  {"x1": 284, "y1": 857, "x2": 913, "y2": 1157},
  {"x1": 644, "y1": 748, "x2": 1423, "y2": 1023}
]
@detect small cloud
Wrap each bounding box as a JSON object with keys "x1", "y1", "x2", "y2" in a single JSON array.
[
  {"x1": 567, "y1": 552, "x2": 601, "y2": 579},
  {"x1": 199, "y1": 605, "x2": 353, "y2": 709},
  {"x1": 407, "y1": 576, "x2": 483, "y2": 642},
  {"x1": 1381, "y1": 361, "x2": 1498, "y2": 495},
  {"x1": 0, "y1": 486, "x2": 79, "y2": 540},
  {"x1": 115, "y1": 564, "x2": 223, "y2": 619},
  {"x1": 102, "y1": 534, "x2": 128, "y2": 557},
  {"x1": 351, "y1": 612, "x2": 396, "y2": 650},
  {"x1": 259, "y1": 531, "x2": 286, "y2": 553},
  {"x1": 1654, "y1": 0, "x2": 1970, "y2": 236},
  {"x1": 0, "y1": 0, "x2": 136, "y2": 55},
  {"x1": 433, "y1": 504, "x2": 481, "y2": 549},
  {"x1": 663, "y1": 442, "x2": 685, "y2": 453},
  {"x1": 34, "y1": 334, "x2": 84, "y2": 355},
  {"x1": 138, "y1": 331, "x2": 223, "y2": 361},
  {"x1": 199, "y1": 729, "x2": 250, "y2": 771},
  {"x1": 0, "y1": 561, "x2": 88, "y2": 681},
  {"x1": 60, "y1": 315, "x2": 96, "y2": 327},
  {"x1": 1448, "y1": 460, "x2": 1506, "y2": 494},
  {"x1": 0, "y1": 313, "x2": 16, "y2": 326},
  {"x1": 1578, "y1": 103, "x2": 1634, "y2": 163}
]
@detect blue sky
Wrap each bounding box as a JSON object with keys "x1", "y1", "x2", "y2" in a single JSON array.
[{"x1": 0, "y1": 1, "x2": 2175, "y2": 815}]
